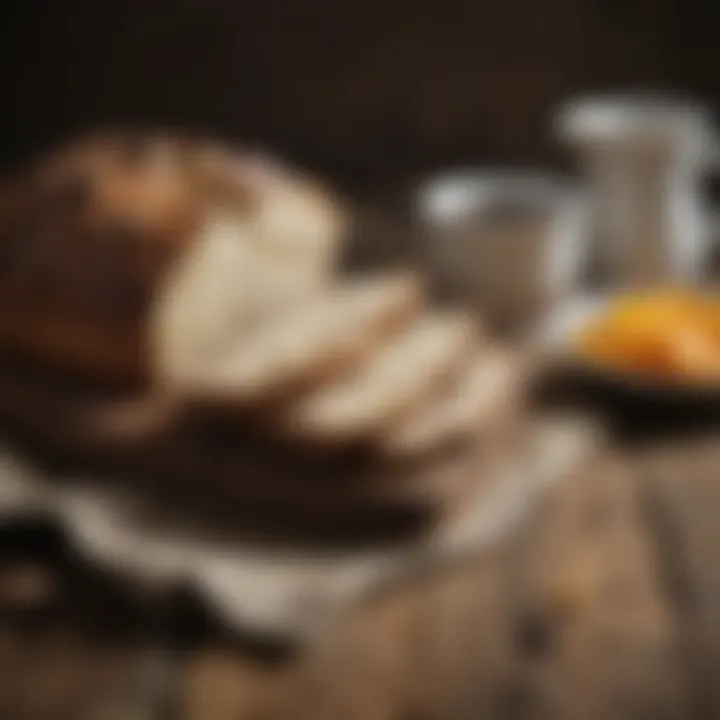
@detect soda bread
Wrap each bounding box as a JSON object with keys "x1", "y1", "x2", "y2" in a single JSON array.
[
  {"x1": 0, "y1": 132, "x2": 347, "y2": 386},
  {"x1": 0, "y1": 132, "x2": 522, "y2": 463}
]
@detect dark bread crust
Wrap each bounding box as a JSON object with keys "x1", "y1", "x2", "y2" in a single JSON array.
[
  {"x1": 0, "y1": 131, "x2": 346, "y2": 388},
  {"x1": 0, "y1": 355, "x2": 488, "y2": 546},
  {"x1": 0, "y1": 133, "x2": 239, "y2": 386}
]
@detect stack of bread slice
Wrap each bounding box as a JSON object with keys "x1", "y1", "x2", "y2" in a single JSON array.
[{"x1": 0, "y1": 132, "x2": 527, "y2": 544}]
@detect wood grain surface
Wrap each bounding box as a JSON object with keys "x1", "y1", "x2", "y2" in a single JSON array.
[{"x1": 3, "y1": 435, "x2": 715, "y2": 719}]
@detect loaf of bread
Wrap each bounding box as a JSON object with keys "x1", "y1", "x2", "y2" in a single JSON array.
[
  {"x1": 0, "y1": 131, "x2": 523, "y2": 470},
  {"x1": 0, "y1": 132, "x2": 348, "y2": 387}
]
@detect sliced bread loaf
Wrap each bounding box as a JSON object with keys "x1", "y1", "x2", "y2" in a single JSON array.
[
  {"x1": 167, "y1": 272, "x2": 424, "y2": 405},
  {"x1": 0, "y1": 133, "x2": 348, "y2": 388},
  {"x1": 284, "y1": 311, "x2": 477, "y2": 444},
  {"x1": 381, "y1": 349, "x2": 522, "y2": 457}
]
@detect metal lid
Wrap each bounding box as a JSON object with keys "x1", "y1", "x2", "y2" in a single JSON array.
[
  {"x1": 417, "y1": 170, "x2": 577, "y2": 228},
  {"x1": 555, "y1": 92, "x2": 712, "y2": 144}
]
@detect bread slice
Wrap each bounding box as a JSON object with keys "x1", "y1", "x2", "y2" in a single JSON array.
[
  {"x1": 152, "y1": 211, "x2": 274, "y2": 382},
  {"x1": 187, "y1": 143, "x2": 348, "y2": 289},
  {"x1": 166, "y1": 272, "x2": 424, "y2": 405},
  {"x1": 251, "y1": 166, "x2": 348, "y2": 286},
  {"x1": 152, "y1": 205, "x2": 343, "y2": 385},
  {"x1": 381, "y1": 348, "x2": 522, "y2": 457},
  {"x1": 284, "y1": 311, "x2": 477, "y2": 444},
  {"x1": 149, "y1": 171, "x2": 350, "y2": 383}
]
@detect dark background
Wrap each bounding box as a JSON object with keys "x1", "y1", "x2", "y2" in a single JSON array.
[{"x1": 0, "y1": 0, "x2": 715, "y2": 191}]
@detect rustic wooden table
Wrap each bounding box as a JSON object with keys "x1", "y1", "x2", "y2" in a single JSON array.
[
  {"x1": 173, "y1": 444, "x2": 691, "y2": 720},
  {"x1": 4, "y1": 421, "x2": 720, "y2": 720},
  {"x1": 4, "y1": 185, "x2": 720, "y2": 720}
]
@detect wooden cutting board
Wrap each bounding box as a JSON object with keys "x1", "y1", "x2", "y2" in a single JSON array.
[
  {"x1": 0, "y1": 412, "x2": 600, "y2": 642},
  {"x1": 0, "y1": 358, "x2": 521, "y2": 546}
]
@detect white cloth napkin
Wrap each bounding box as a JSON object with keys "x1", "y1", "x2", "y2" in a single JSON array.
[{"x1": 0, "y1": 416, "x2": 599, "y2": 642}]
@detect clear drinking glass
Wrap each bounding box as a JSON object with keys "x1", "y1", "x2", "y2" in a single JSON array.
[
  {"x1": 556, "y1": 93, "x2": 718, "y2": 288},
  {"x1": 416, "y1": 170, "x2": 588, "y2": 336}
]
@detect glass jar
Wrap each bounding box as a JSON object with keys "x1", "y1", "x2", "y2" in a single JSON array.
[
  {"x1": 556, "y1": 93, "x2": 718, "y2": 288},
  {"x1": 416, "y1": 170, "x2": 587, "y2": 336}
]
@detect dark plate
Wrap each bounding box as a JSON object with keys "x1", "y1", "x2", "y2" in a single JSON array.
[{"x1": 536, "y1": 296, "x2": 720, "y2": 436}]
